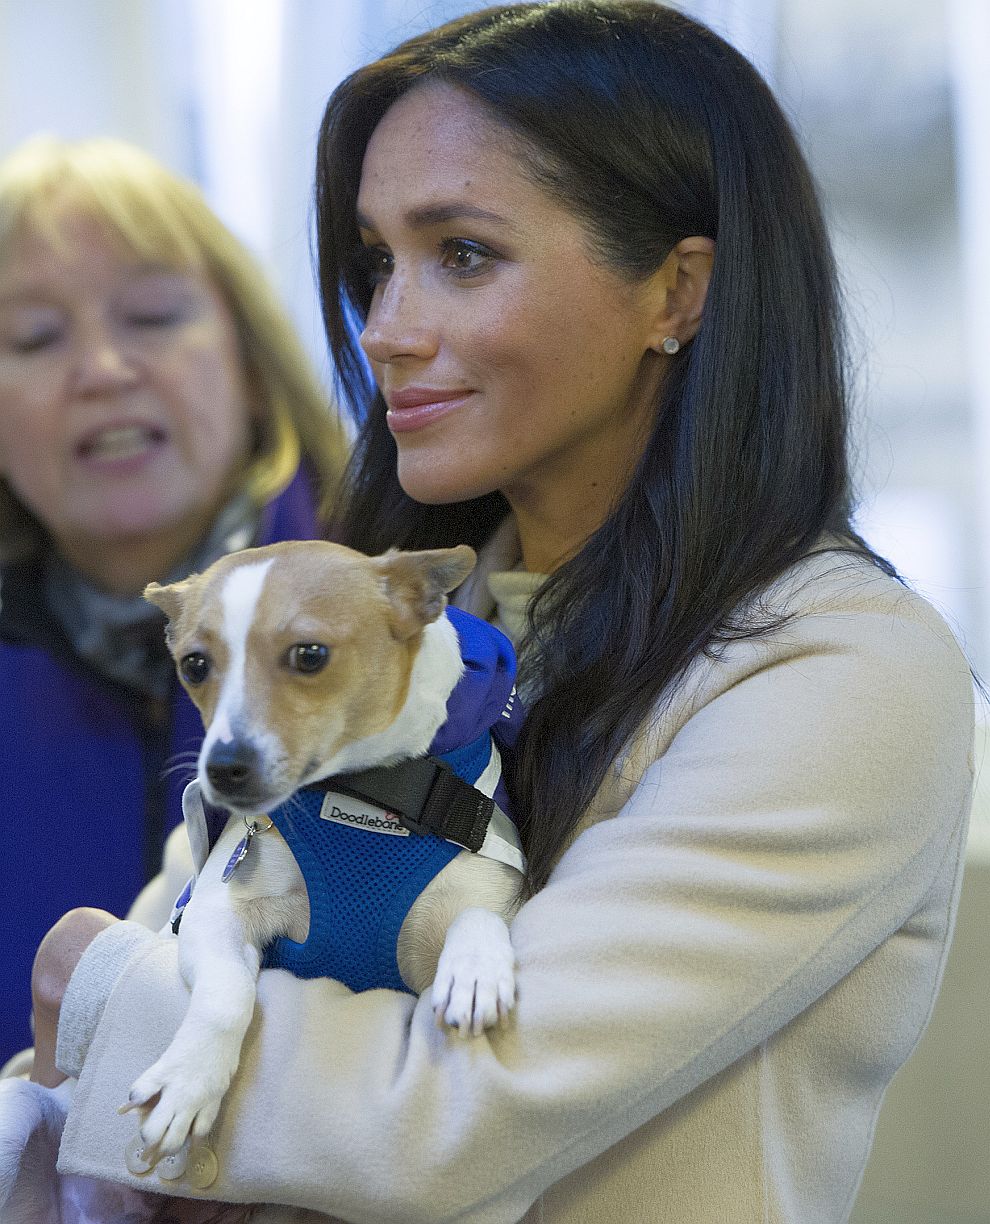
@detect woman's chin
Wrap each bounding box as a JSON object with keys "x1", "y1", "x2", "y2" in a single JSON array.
[
  {"x1": 56, "y1": 497, "x2": 216, "y2": 560},
  {"x1": 396, "y1": 457, "x2": 497, "y2": 507},
  {"x1": 82, "y1": 506, "x2": 193, "y2": 542}
]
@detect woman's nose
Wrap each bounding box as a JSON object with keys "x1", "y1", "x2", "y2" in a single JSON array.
[
  {"x1": 71, "y1": 330, "x2": 140, "y2": 395},
  {"x1": 359, "y1": 279, "x2": 439, "y2": 365}
]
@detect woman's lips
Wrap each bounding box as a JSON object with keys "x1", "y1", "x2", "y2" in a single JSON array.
[
  {"x1": 385, "y1": 388, "x2": 474, "y2": 433},
  {"x1": 75, "y1": 423, "x2": 168, "y2": 471}
]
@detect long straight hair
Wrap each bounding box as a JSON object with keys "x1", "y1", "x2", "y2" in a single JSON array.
[{"x1": 316, "y1": 1, "x2": 899, "y2": 894}]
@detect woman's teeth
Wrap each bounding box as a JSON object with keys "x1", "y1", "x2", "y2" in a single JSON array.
[{"x1": 83, "y1": 425, "x2": 159, "y2": 461}]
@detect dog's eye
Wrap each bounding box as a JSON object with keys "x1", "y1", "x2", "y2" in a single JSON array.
[
  {"x1": 286, "y1": 643, "x2": 329, "y2": 674},
  {"x1": 180, "y1": 652, "x2": 211, "y2": 685}
]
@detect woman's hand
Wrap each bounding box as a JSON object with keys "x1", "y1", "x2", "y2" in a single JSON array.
[
  {"x1": 30, "y1": 907, "x2": 119, "y2": 1087},
  {"x1": 25, "y1": 911, "x2": 254, "y2": 1224}
]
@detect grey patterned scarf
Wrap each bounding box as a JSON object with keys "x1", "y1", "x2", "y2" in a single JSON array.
[{"x1": 45, "y1": 496, "x2": 258, "y2": 699}]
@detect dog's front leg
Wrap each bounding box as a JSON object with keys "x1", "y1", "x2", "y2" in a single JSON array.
[
  {"x1": 399, "y1": 852, "x2": 522, "y2": 1037},
  {"x1": 123, "y1": 878, "x2": 261, "y2": 1155},
  {"x1": 431, "y1": 907, "x2": 517, "y2": 1037}
]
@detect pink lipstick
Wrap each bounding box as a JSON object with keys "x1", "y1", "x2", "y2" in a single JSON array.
[{"x1": 385, "y1": 386, "x2": 474, "y2": 433}]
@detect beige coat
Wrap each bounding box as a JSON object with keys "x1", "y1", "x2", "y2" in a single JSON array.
[{"x1": 54, "y1": 541, "x2": 975, "y2": 1223}]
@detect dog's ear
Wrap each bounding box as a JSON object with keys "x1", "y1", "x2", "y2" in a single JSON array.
[
  {"x1": 373, "y1": 545, "x2": 476, "y2": 640},
  {"x1": 143, "y1": 578, "x2": 194, "y2": 632}
]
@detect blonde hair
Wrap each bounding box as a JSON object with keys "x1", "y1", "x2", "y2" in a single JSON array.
[{"x1": 0, "y1": 135, "x2": 349, "y2": 556}]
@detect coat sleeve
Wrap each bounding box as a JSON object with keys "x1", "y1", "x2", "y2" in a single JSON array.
[{"x1": 56, "y1": 582, "x2": 975, "y2": 1224}]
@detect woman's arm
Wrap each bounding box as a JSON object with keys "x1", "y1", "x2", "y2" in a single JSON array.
[{"x1": 55, "y1": 578, "x2": 974, "y2": 1223}]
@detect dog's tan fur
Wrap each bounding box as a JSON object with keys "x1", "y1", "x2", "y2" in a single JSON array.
[{"x1": 147, "y1": 542, "x2": 473, "y2": 793}]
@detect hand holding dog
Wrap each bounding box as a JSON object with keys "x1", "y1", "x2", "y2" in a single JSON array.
[{"x1": 29, "y1": 908, "x2": 119, "y2": 1088}]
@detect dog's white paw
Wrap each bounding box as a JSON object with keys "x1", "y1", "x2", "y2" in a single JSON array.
[
  {"x1": 122, "y1": 1051, "x2": 232, "y2": 1155},
  {"x1": 431, "y1": 908, "x2": 517, "y2": 1037}
]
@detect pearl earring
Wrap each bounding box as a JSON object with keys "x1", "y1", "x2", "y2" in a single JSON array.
[{"x1": 661, "y1": 336, "x2": 680, "y2": 355}]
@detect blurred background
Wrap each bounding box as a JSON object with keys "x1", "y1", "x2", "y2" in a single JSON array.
[{"x1": 0, "y1": 1, "x2": 986, "y2": 1220}]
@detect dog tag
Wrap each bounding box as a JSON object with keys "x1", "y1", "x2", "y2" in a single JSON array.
[
  {"x1": 221, "y1": 815, "x2": 274, "y2": 884},
  {"x1": 222, "y1": 824, "x2": 256, "y2": 883}
]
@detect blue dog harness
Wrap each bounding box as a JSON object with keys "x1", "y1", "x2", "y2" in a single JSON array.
[{"x1": 175, "y1": 608, "x2": 525, "y2": 995}]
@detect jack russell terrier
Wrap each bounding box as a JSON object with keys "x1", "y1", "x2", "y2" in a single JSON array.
[
  {"x1": 127, "y1": 541, "x2": 528, "y2": 1160},
  {"x1": 0, "y1": 539, "x2": 524, "y2": 1219}
]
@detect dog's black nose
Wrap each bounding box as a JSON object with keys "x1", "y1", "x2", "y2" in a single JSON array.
[{"x1": 205, "y1": 741, "x2": 260, "y2": 798}]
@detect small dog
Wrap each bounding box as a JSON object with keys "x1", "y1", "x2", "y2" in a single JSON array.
[{"x1": 119, "y1": 539, "x2": 524, "y2": 1161}]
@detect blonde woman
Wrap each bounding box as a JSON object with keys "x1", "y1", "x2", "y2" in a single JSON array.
[{"x1": 0, "y1": 137, "x2": 348, "y2": 1066}]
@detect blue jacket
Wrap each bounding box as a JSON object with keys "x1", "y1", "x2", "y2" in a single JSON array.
[{"x1": 0, "y1": 469, "x2": 319, "y2": 1065}]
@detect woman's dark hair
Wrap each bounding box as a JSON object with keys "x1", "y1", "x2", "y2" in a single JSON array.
[{"x1": 316, "y1": 0, "x2": 900, "y2": 894}]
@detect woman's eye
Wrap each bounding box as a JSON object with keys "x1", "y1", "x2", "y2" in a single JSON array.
[
  {"x1": 3, "y1": 315, "x2": 63, "y2": 353},
  {"x1": 353, "y1": 246, "x2": 393, "y2": 287},
  {"x1": 9, "y1": 329, "x2": 60, "y2": 354},
  {"x1": 126, "y1": 309, "x2": 183, "y2": 328},
  {"x1": 180, "y1": 652, "x2": 211, "y2": 685},
  {"x1": 286, "y1": 643, "x2": 330, "y2": 674},
  {"x1": 439, "y1": 238, "x2": 498, "y2": 278}
]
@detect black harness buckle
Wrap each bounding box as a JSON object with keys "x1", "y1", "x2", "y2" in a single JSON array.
[{"x1": 309, "y1": 757, "x2": 495, "y2": 853}]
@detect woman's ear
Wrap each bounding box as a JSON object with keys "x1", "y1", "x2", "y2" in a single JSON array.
[{"x1": 646, "y1": 235, "x2": 715, "y2": 352}]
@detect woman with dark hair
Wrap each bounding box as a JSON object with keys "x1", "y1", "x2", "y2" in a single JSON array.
[{"x1": 14, "y1": 4, "x2": 973, "y2": 1222}]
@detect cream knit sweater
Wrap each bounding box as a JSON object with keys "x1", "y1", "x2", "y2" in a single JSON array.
[{"x1": 55, "y1": 537, "x2": 974, "y2": 1223}]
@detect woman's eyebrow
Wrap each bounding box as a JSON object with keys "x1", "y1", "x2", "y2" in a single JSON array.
[
  {"x1": 124, "y1": 264, "x2": 194, "y2": 284},
  {"x1": 0, "y1": 262, "x2": 182, "y2": 300},
  {"x1": 0, "y1": 289, "x2": 52, "y2": 307},
  {"x1": 356, "y1": 201, "x2": 518, "y2": 232}
]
